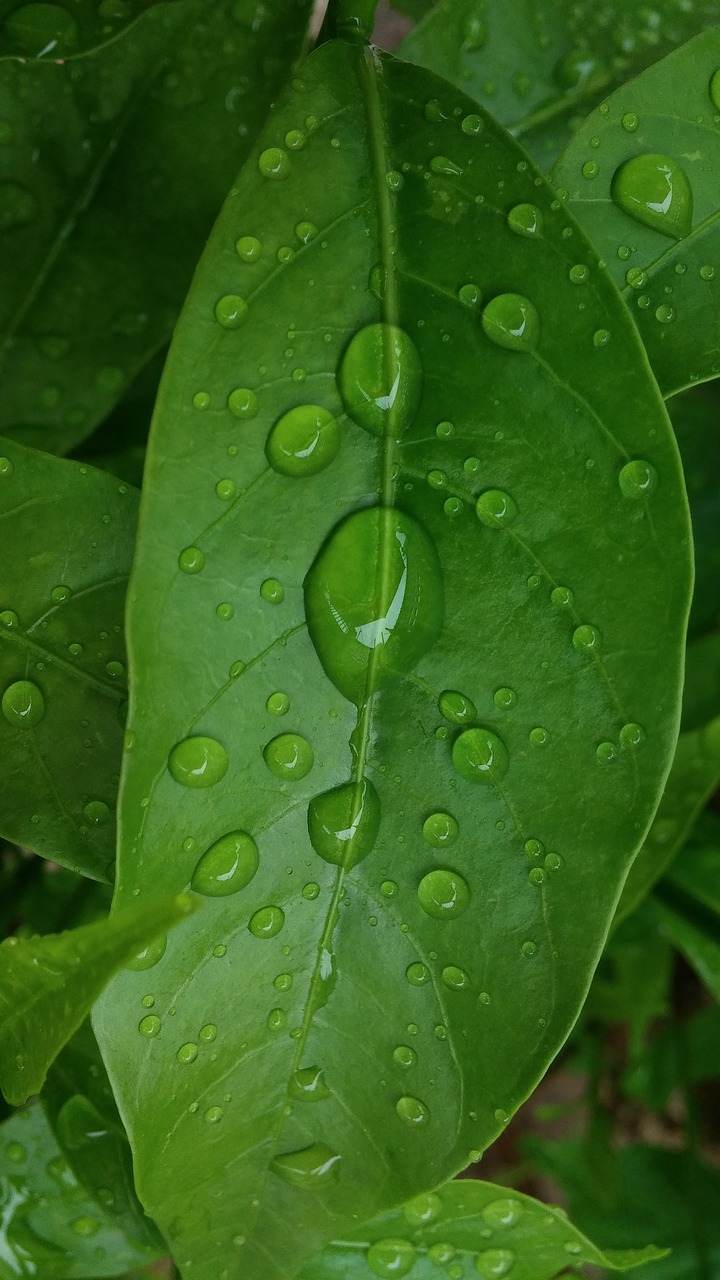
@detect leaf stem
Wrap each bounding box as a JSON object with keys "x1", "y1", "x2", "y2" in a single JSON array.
[{"x1": 319, "y1": 0, "x2": 379, "y2": 43}]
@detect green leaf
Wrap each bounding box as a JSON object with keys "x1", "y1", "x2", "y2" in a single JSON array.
[
  {"x1": 398, "y1": 0, "x2": 720, "y2": 167},
  {"x1": 0, "y1": 1103, "x2": 160, "y2": 1279},
  {"x1": 0, "y1": 440, "x2": 137, "y2": 881},
  {"x1": 300, "y1": 1179, "x2": 666, "y2": 1277},
  {"x1": 0, "y1": 0, "x2": 181, "y2": 62},
  {"x1": 552, "y1": 29, "x2": 720, "y2": 398},
  {"x1": 583, "y1": 904, "x2": 671, "y2": 1051},
  {"x1": 0, "y1": 894, "x2": 195, "y2": 1105},
  {"x1": 0, "y1": 0, "x2": 313, "y2": 456},
  {"x1": 623, "y1": 1004, "x2": 720, "y2": 1108},
  {"x1": 94, "y1": 40, "x2": 691, "y2": 1280},
  {"x1": 654, "y1": 889, "x2": 720, "y2": 1001},
  {"x1": 668, "y1": 383, "x2": 720, "y2": 646},
  {"x1": 653, "y1": 835, "x2": 720, "y2": 999},
  {"x1": 615, "y1": 715, "x2": 720, "y2": 924}
]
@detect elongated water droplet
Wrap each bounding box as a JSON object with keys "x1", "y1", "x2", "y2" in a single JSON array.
[
  {"x1": 126, "y1": 935, "x2": 166, "y2": 971},
  {"x1": 611, "y1": 154, "x2": 692, "y2": 239},
  {"x1": 191, "y1": 831, "x2": 259, "y2": 897},
  {"x1": 482, "y1": 294, "x2": 539, "y2": 353},
  {"x1": 439, "y1": 690, "x2": 475, "y2": 724},
  {"x1": 248, "y1": 905, "x2": 284, "y2": 938},
  {"x1": 2, "y1": 680, "x2": 45, "y2": 728},
  {"x1": 305, "y1": 507, "x2": 443, "y2": 705},
  {"x1": 168, "y1": 736, "x2": 228, "y2": 788},
  {"x1": 367, "y1": 1239, "x2": 416, "y2": 1278},
  {"x1": 307, "y1": 778, "x2": 380, "y2": 869},
  {"x1": 272, "y1": 1142, "x2": 340, "y2": 1187},
  {"x1": 507, "y1": 203, "x2": 543, "y2": 238},
  {"x1": 264, "y1": 733, "x2": 313, "y2": 780},
  {"x1": 452, "y1": 727, "x2": 509, "y2": 783},
  {"x1": 339, "y1": 324, "x2": 422, "y2": 437},
  {"x1": 266, "y1": 405, "x2": 339, "y2": 478},
  {"x1": 417, "y1": 869, "x2": 470, "y2": 919},
  {"x1": 290, "y1": 1067, "x2": 331, "y2": 1101}
]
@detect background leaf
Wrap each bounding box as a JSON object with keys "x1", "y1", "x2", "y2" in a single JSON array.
[
  {"x1": 0, "y1": 1103, "x2": 160, "y2": 1279},
  {"x1": 0, "y1": 440, "x2": 137, "y2": 880},
  {"x1": 0, "y1": 0, "x2": 313, "y2": 456},
  {"x1": 0, "y1": 0, "x2": 181, "y2": 62},
  {"x1": 94, "y1": 39, "x2": 691, "y2": 1280},
  {"x1": 552, "y1": 28, "x2": 720, "y2": 397},
  {"x1": 0, "y1": 894, "x2": 195, "y2": 1105}
]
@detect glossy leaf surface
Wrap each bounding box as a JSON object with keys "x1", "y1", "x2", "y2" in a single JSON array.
[
  {"x1": 0, "y1": 0, "x2": 180, "y2": 61},
  {"x1": 95, "y1": 40, "x2": 691, "y2": 1280},
  {"x1": 0, "y1": 1104, "x2": 158, "y2": 1279},
  {"x1": 0, "y1": 440, "x2": 137, "y2": 880},
  {"x1": 553, "y1": 29, "x2": 720, "y2": 397},
  {"x1": 300, "y1": 1179, "x2": 665, "y2": 1278},
  {"x1": 0, "y1": 0, "x2": 312, "y2": 456},
  {"x1": 615, "y1": 714, "x2": 720, "y2": 924},
  {"x1": 398, "y1": 0, "x2": 720, "y2": 166},
  {"x1": 0, "y1": 894, "x2": 194, "y2": 1104},
  {"x1": 668, "y1": 383, "x2": 720, "y2": 647}
]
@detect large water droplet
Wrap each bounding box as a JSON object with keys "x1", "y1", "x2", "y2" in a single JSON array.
[
  {"x1": 422, "y1": 811, "x2": 459, "y2": 848},
  {"x1": 191, "y1": 831, "x2": 259, "y2": 897},
  {"x1": 442, "y1": 965, "x2": 470, "y2": 990},
  {"x1": 138, "y1": 1015, "x2": 161, "y2": 1038},
  {"x1": 611, "y1": 154, "x2": 693, "y2": 239},
  {"x1": 179, "y1": 546, "x2": 205, "y2": 574},
  {"x1": 272, "y1": 1142, "x2": 341, "y2": 1188},
  {"x1": 476, "y1": 1249, "x2": 515, "y2": 1278},
  {"x1": 2, "y1": 680, "x2": 45, "y2": 728},
  {"x1": 367, "y1": 1239, "x2": 416, "y2": 1278},
  {"x1": 168, "y1": 736, "x2": 228, "y2": 788},
  {"x1": 393, "y1": 1045, "x2": 416, "y2": 1069},
  {"x1": 214, "y1": 295, "x2": 248, "y2": 328},
  {"x1": 338, "y1": 323, "x2": 422, "y2": 437},
  {"x1": 483, "y1": 1197, "x2": 523, "y2": 1228},
  {"x1": 396, "y1": 1095, "x2": 430, "y2": 1126},
  {"x1": 572, "y1": 624, "x2": 601, "y2": 654},
  {"x1": 452, "y1": 727, "x2": 509, "y2": 784},
  {"x1": 507, "y1": 203, "x2": 543, "y2": 238},
  {"x1": 476, "y1": 489, "x2": 518, "y2": 529},
  {"x1": 307, "y1": 778, "x2": 380, "y2": 869},
  {"x1": 403, "y1": 1191, "x2": 442, "y2": 1225},
  {"x1": 5, "y1": 3, "x2": 78, "y2": 56},
  {"x1": 618, "y1": 458, "x2": 657, "y2": 498},
  {"x1": 417, "y1": 869, "x2": 470, "y2": 920},
  {"x1": 305, "y1": 507, "x2": 444, "y2": 705},
  {"x1": 248, "y1": 905, "x2": 285, "y2": 938},
  {"x1": 258, "y1": 147, "x2": 291, "y2": 180},
  {"x1": 289, "y1": 1066, "x2": 331, "y2": 1101},
  {"x1": 266, "y1": 405, "x2": 340, "y2": 478},
  {"x1": 482, "y1": 294, "x2": 539, "y2": 353},
  {"x1": 439, "y1": 690, "x2": 476, "y2": 724},
  {"x1": 126, "y1": 935, "x2": 166, "y2": 971},
  {"x1": 264, "y1": 733, "x2": 314, "y2": 781}
]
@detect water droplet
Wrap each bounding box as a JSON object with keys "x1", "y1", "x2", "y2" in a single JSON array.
[
  {"x1": 212, "y1": 945, "x2": 227, "y2": 958},
  {"x1": 307, "y1": 778, "x2": 380, "y2": 869},
  {"x1": 138, "y1": 1015, "x2": 161, "y2": 1038},
  {"x1": 5, "y1": 2, "x2": 79, "y2": 54},
  {"x1": 228, "y1": 387, "x2": 258, "y2": 419},
  {"x1": 430, "y1": 154, "x2": 463, "y2": 177},
  {"x1": 215, "y1": 478, "x2": 237, "y2": 502},
  {"x1": 248, "y1": 905, "x2": 285, "y2": 938},
  {"x1": 192, "y1": 391, "x2": 210, "y2": 410},
  {"x1": 366, "y1": 1238, "x2": 416, "y2": 1279},
  {"x1": 290, "y1": 1066, "x2": 331, "y2": 1100},
  {"x1": 105, "y1": 660, "x2": 124, "y2": 681},
  {"x1": 191, "y1": 830, "x2": 259, "y2": 897},
  {"x1": 50, "y1": 584, "x2": 71, "y2": 604},
  {"x1": 619, "y1": 458, "x2": 657, "y2": 499},
  {"x1": 442, "y1": 964, "x2": 470, "y2": 990},
  {"x1": 611, "y1": 154, "x2": 692, "y2": 239},
  {"x1": 429, "y1": 1243, "x2": 455, "y2": 1265},
  {"x1": 2, "y1": 680, "x2": 45, "y2": 728},
  {"x1": 168, "y1": 736, "x2": 228, "y2": 788},
  {"x1": 4, "y1": 1141, "x2": 25, "y2": 1163},
  {"x1": 302, "y1": 882, "x2": 320, "y2": 900},
  {"x1": 439, "y1": 690, "x2": 476, "y2": 724},
  {"x1": 551, "y1": 585, "x2": 573, "y2": 607},
  {"x1": 458, "y1": 282, "x2": 482, "y2": 308},
  {"x1": 0, "y1": 610, "x2": 19, "y2": 628},
  {"x1": 179, "y1": 546, "x2": 205, "y2": 574},
  {"x1": 204, "y1": 1106, "x2": 222, "y2": 1124},
  {"x1": 572, "y1": 624, "x2": 601, "y2": 654},
  {"x1": 493, "y1": 686, "x2": 517, "y2": 710},
  {"x1": 655, "y1": 303, "x2": 674, "y2": 324},
  {"x1": 264, "y1": 733, "x2": 313, "y2": 781},
  {"x1": 258, "y1": 147, "x2": 290, "y2": 180},
  {"x1": 417, "y1": 868, "x2": 470, "y2": 919},
  {"x1": 127, "y1": 935, "x2": 166, "y2": 971},
  {"x1": 476, "y1": 1249, "x2": 515, "y2": 1278},
  {"x1": 403, "y1": 1191, "x2": 442, "y2": 1226},
  {"x1": 266, "y1": 404, "x2": 339, "y2": 478},
  {"x1": 260, "y1": 578, "x2": 285, "y2": 605},
  {"x1": 396, "y1": 1095, "x2": 430, "y2": 1127},
  {"x1": 214, "y1": 295, "x2": 248, "y2": 328},
  {"x1": 296, "y1": 221, "x2": 318, "y2": 243},
  {"x1": 700, "y1": 263, "x2": 716, "y2": 281},
  {"x1": 507, "y1": 203, "x2": 543, "y2": 237},
  {"x1": 593, "y1": 328, "x2": 610, "y2": 347},
  {"x1": 177, "y1": 1042, "x2": 198, "y2": 1064},
  {"x1": 406, "y1": 962, "x2": 431, "y2": 986},
  {"x1": 620, "y1": 721, "x2": 645, "y2": 748},
  {"x1": 266, "y1": 692, "x2": 290, "y2": 717},
  {"x1": 529, "y1": 867, "x2": 546, "y2": 886},
  {"x1": 305, "y1": 506, "x2": 443, "y2": 705},
  {"x1": 393, "y1": 1045, "x2": 416, "y2": 1069},
  {"x1": 569, "y1": 263, "x2": 589, "y2": 284},
  {"x1": 83, "y1": 800, "x2": 111, "y2": 827},
  {"x1": 529, "y1": 726, "x2": 549, "y2": 747},
  {"x1": 522, "y1": 940, "x2": 537, "y2": 957},
  {"x1": 235, "y1": 235, "x2": 261, "y2": 262},
  {"x1": 267, "y1": 1007, "x2": 286, "y2": 1032},
  {"x1": 380, "y1": 879, "x2": 398, "y2": 897},
  {"x1": 436, "y1": 420, "x2": 454, "y2": 439},
  {"x1": 385, "y1": 169, "x2": 404, "y2": 192},
  {"x1": 272, "y1": 1142, "x2": 341, "y2": 1187},
  {"x1": 483, "y1": 1198, "x2": 522, "y2": 1228},
  {"x1": 476, "y1": 489, "x2": 518, "y2": 529},
  {"x1": 482, "y1": 294, "x2": 539, "y2": 353},
  {"x1": 422, "y1": 811, "x2": 459, "y2": 848},
  {"x1": 71, "y1": 1215, "x2": 99, "y2": 1237},
  {"x1": 452, "y1": 727, "x2": 509, "y2": 784},
  {"x1": 198, "y1": 1024, "x2": 217, "y2": 1045},
  {"x1": 339, "y1": 323, "x2": 422, "y2": 437},
  {"x1": 596, "y1": 741, "x2": 617, "y2": 763}
]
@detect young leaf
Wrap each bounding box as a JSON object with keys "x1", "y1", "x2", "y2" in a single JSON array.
[
  {"x1": 0, "y1": 0, "x2": 180, "y2": 62},
  {"x1": 615, "y1": 714, "x2": 720, "y2": 924},
  {"x1": 0, "y1": 1104, "x2": 160, "y2": 1279},
  {"x1": 94, "y1": 39, "x2": 691, "y2": 1279},
  {"x1": 668, "y1": 383, "x2": 720, "y2": 648},
  {"x1": 0, "y1": 0, "x2": 313, "y2": 456},
  {"x1": 398, "y1": 0, "x2": 720, "y2": 166},
  {"x1": 0, "y1": 894, "x2": 195, "y2": 1105},
  {"x1": 300, "y1": 1178, "x2": 666, "y2": 1277},
  {"x1": 654, "y1": 888, "x2": 720, "y2": 1001},
  {"x1": 552, "y1": 29, "x2": 720, "y2": 397},
  {"x1": 0, "y1": 441, "x2": 137, "y2": 881}
]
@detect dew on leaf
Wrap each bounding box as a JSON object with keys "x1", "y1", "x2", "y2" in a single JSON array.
[
  {"x1": 260, "y1": 578, "x2": 285, "y2": 604},
  {"x1": 442, "y1": 965, "x2": 470, "y2": 990},
  {"x1": 367, "y1": 1238, "x2": 416, "y2": 1278},
  {"x1": 396, "y1": 1095, "x2": 430, "y2": 1126},
  {"x1": 50, "y1": 584, "x2": 71, "y2": 603},
  {"x1": 266, "y1": 404, "x2": 339, "y2": 477},
  {"x1": 215, "y1": 479, "x2": 237, "y2": 501},
  {"x1": 429, "y1": 1243, "x2": 455, "y2": 1264},
  {"x1": 191, "y1": 831, "x2": 259, "y2": 897},
  {"x1": 406, "y1": 962, "x2": 431, "y2": 986},
  {"x1": 179, "y1": 546, "x2": 205, "y2": 574},
  {"x1": 204, "y1": 1107, "x2": 222, "y2": 1124},
  {"x1": 290, "y1": 1066, "x2": 331, "y2": 1101},
  {"x1": 258, "y1": 147, "x2": 290, "y2": 179},
  {"x1": 393, "y1": 1045, "x2": 416, "y2": 1069},
  {"x1": 620, "y1": 722, "x2": 645, "y2": 748},
  {"x1": 177, "y1": 1042, "x2": 198, "y2": 1064},
  {"x1": 507, "y1": 203, "x2": 543, "y2": 237},
  {"x1": 126, "y1": 935, "x2": 166, "y2": 971},
  {"x1": 417, "y1": 868, "x2": 470, "y2": 919},
  {"x1": 611, "y1": 154, "x2": 693, "y2": 239},
  {"x1": 493, "y1": 686, "x2": 517, "y2": 710},
  {"x1": 422, "y1": 811, "x2": 459, "y2": 848},
  {"x1": 82, "y1": 800, "x2": 110, "y2": 827},
  {"x1": 302, "y1": 882, "x2": 320, "y2": 900},
  {"x1": 529, "y1": 726, "x2": 550, "y2": 747},
  {"x1": 71, "y1": 1216, "x2": 99, "y2": 1238},
  {"x1": 483, "y1": 1197, "x2": 523, "y2": 1228},
  {"x1": 572, "y1": 624, "x2": 601, "y2": 654},
  {"x1": 431, "y1": 155, "x2": 463, "y2": 177},
  {"x1": 267, "y1": 1008, "x2": 286, "y2": 1032},
  {"x1": 476, "y1": 489, "x2": 518, "y2": 528},
  {"x1": 214, "y1": 295, "x2": 248, "y2": 328},
  {"x1": 482, "y1": 294, "x2": 539, "y2": 352},
  {"x1": 263, "y1": 733, "x2": 313, "y2": 780},
  {"x1": 296, "y1": 220, "x2": 318, "y2": 243},
  {"x1": 307, "y1": 778, "x2": 380, "y2": 869},
  {"x1": 618, "y1": 458, "x2": 657, "y2": 498},
  {"x1": 338, "y1": 323, "x2": 422, "y2": 437},
  {"x1": 439, "y1": 690, "x2": 476, "y2": 724},
  {"x1": 272, "y1": 1142, "x2": 341, "y2": 1188},
  {"x1": 168, "y1": 736, "x2": 228, "y2": 788},
  {"x1": 192, "y1": 391, "x2": 210, "y2": 410},
  {"x1": 2, "y1": 680, "x2": 45, "y2": 729},
  {"x1": 228, "y1": 387, "x2": 258, "y2": 418},
  {"x1": 452, "y1": 727, "x2": 509, "y2": 784},
  {"x1": 235, "y1": 235, "x2": 261, "y2": 262},
  {"x1": 138, "y1": 1015, "x2": 161, "y2": 1038},
  {"x1": 596, "y1": 741, "x2": 617, "y2": 763},
  {"x1": 248, "y1": 905, "x2": 285, "y2": 938},
  {"x1": 476, "y1": 1248, "x2": 515, "y2": 1277},
  {"x1": 569, "y1": 264, "x2": 589, "y2": 284},
  {"x1": 622, "y1": 112, "x2": 639, "y2": 132}
]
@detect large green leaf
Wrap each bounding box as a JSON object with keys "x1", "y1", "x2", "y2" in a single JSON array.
[
  {"x1": 398, "y1": 0, "x2": 720, "y2": 167},
  {"x1": 552, "y1": 29, "x2": 720, "y2": 397},
  {"x1": 0, "y1": 0, "x2": 180, "y2": 61},
  {"x1": 0, "y1": 439, "x2": 137, "y2": 880},
  {"x1": 0, "y1": 894, "x2": 195, "y2": 1105},
  {"x1": 0, "y1": 0, "x2": 312, "y2": 456},
  {"x1": 0, "y1": 1104, "x2": 159, "y2": 1279},
  {"x1": 299, "y1": 1179, "x2": 665, "y2": 1278},
  {"x1": 94, "y1": 39, "x2": 691, "y2": 1280},
  {"x1": 615, "y1": 714, "x2": 720, "y2": 924}
]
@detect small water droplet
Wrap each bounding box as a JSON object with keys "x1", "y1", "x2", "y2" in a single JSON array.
[
  {"x1": 177, "y1": 1042, "x2": 198, "y2": 1064},
  {"x1": 551, "y1": 585, "x2": 573, "y2": 607},
  {"x1": 258, "y1": 147, "x2": 290, "y2": 180},
  {"x1": 302, "y1": 882, "x2": 320, "y2": 900},
  {"x1": 429, "y1": 1243, "x2": 455, "y2": 1265},
  {"x1": 493, "y1": 686, "x2": 517, "y2": 710},
  {"x1": 138, "y1": 1015, "x2": 161, "y2": 1038},
  {"x1": 442, "y1": 964, "x2": 470, "y2": 990},
  {"x1": 622, "y1": 112, "x2": 639, "y2": 132},
  {"x1": 260, "y1": 578, "x2": 285, "y2": 605},
  {"x1": 339, "y1": 323, "x2": 422, "y2": 437},
  {"x1": 476, "y1": 1248, "x2": 515, "y2": 1278},
  {"x1": 168, "y1": 736, "x2": 228, "y2": 788},
  {"x1": 71, "y1": 1216, "x2": 100, "y2": 1238},
  {"x1": 529, "y1": 867, "x2": 546, "y2": 886},
  {"x1": 127, "y1": 935, "x2": 166, "y2": 971},
  {"x1": 396, "y1": 1095, "x2": 430, "y2": 1127},
  {"x1": 380, "y1": 879, "x2": 398, "y2": 897},
  {"x1": 611, "y1": 154, "x2": 693, "y2": 239},
  {"x1": 483, "y1": 1197, "x2": 523, "y2": 1228},
  {"x1": 620, "y1": 721, "x2": 645, "y2": 748},
  {"x1": 296, "y1": 220, "x2": 318, "y2": 243},
  {"x1": 204, "y1": 1106, "x2": 223, "y2": 1124},
  {"x1": 191, "y1": 830, "x2": 259, "y2": 897},
  {"x1": 458, "y1": 282, "x2": 482, "y2": 308},
  {"x1": 476, "y1": 489, "x2": 518, "y2": 529},
  {"x1": 406, "y1": 962, "x2": 431, "y2": 986},
  {"x1": 2, "y1": 680, "x2": 45, "y2": 728},
  {"x1": 214, "y1": 295, "x2": 248, "y2": 329},
  {"x1": 422, "y1": 811, "x2": 459, "y2": 848},
  {"x1": 266, "y1": 692, "x2": 290, "y2": 716},
  {"x1": 235, "y1": 235, "x2": 261, "y2": 262},
  {"x1": 272, "y1": 1142, "x2": 341, "y2": 1187},
  {"x1": 507, "y1": 203, "x2": 543, "y2": 238},
  {"x1": 452, "y1": 727, "x2": 509, "y2": 783},
  {"x1": 83, "y1": 800, "x2": 111, "y2": 827},
  {"x1": 403, "y1": 1191, "x2": 442, "y2": 1225},
  {"x1": 248, "y1": 905, "x2": 285, "y2": 939},
  {"x1": 228, "y1": 387, "x2": 258, "y2": 419},
  {"x1": 700, "y1": 263, "x2": 715, "y2": 281},
  {"x1": 596, "y1": 741, "x2": 617, "y2": 763},
  {"x1": 593, "y1": 328, "x2": 610, "y2": 347},
  {"x1": 482, "y1": 293, "x2": 539, "y2": 353},
  {"x1": 618, "y1": 458, "x2": 657, "y2": 498},
  {"x1": 393, "y1": 1045, "x2": 416, "y2": 1069},
  {"x1": 178, "y1": 546, "x2": 205, "y2": 575},
  {"x1": 569, "y1": 263, "x2": 589, "y2": 284},
  {"x1": 572, "y1": 624, "x2": 601, "y2": 654},
  {"x1": 417, "y1": 868, "x2": 470, "y2": 919},
  {"x1": 264, "y1": 733, "x2": 313, "y2": 780},
  {"x1": 522, "y1": 940, "x2": 537, "y2": 957},
  {"x1": 529, "y1": 726, "x2": 550, "y2": 747}
]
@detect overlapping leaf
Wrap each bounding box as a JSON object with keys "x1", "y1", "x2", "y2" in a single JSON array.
[
  {"x1": 94, "y1": 39, "x2": 690, "y2": 1280},
  {"x1": 553, "y1": 28, "x2": 720, "y2": 396},
  {"x1": 0, "y1": 440, "x2": 137, "y2": 880},
  {"x1": 0, "y1": 0, "x2": 180, "y2": 61},
  {"x1": 0, "y1": 0, "x2": 312, "y2": 456},
  {"x1": 0, "y1": 894, "x2": 195, "y2": 1105}
]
